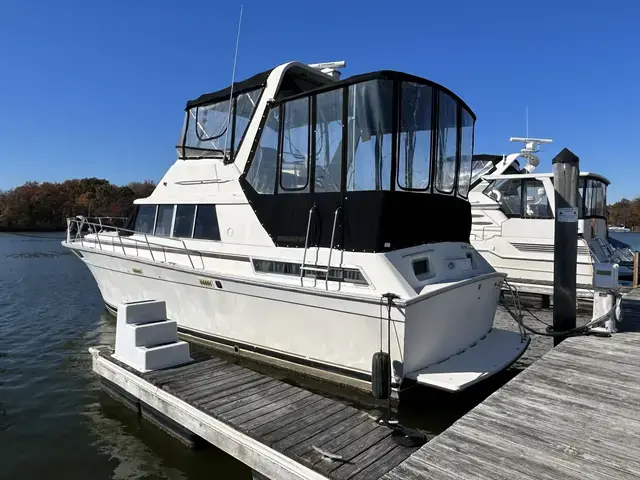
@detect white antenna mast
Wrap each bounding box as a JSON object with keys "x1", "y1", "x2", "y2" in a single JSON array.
[
  {"x1": 525, "y1": 105, "x2": 529, "y2": 139},
  {"x1": 223, "y1": 5, "x2": 243, "y2": 164}
]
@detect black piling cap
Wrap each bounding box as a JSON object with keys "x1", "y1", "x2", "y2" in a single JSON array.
[{"x1": 552, "y1": 148, "x2": 579, "y2": 166}]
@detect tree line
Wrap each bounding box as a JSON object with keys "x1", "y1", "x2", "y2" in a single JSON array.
[
  {"x1": 0, "y1": 178, "x2": 156, "y2": 231},
  {"x1": 0, "y1": 177, "x2": 638, "y2": 231},
  {"x1": 608, "y1": 198, "x2": 640, "y2": 230}
]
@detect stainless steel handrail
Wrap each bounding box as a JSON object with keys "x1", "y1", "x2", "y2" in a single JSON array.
[{"x1": 66, "y1": 217, "x2": 201, "y2": 269}]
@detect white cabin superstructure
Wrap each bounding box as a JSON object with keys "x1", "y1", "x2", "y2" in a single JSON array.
[
  {"x1": 63, "y1": 61, "x2": 529, "y2": 394},
  {"x1": 469, "y1": 139, "x2": 633, "y2": 299}
]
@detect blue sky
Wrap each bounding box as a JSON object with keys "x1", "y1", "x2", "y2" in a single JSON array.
[{"x1": 0, "y1": 0, "x2": 638, "y2": 201}]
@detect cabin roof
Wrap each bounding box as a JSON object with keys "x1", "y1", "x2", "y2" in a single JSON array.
[
  {"x1": 271, "y1": 69, "x2": 476, "y2": 120},
  {"x1": 185, "y1": 68, "x2": 274, "y2": 109},
  {"x1": 185, "y1": 66, "x2": 476, "y2": 119}
]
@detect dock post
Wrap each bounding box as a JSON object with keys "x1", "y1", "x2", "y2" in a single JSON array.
[
  {"x1": 552, "y1": 148, "x2": 580, "y2": 346},
  {"x1": 634, "y1": 251, "x2": 639, "y2": 288}
]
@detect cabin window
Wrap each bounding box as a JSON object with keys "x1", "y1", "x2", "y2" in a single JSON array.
[
  {"x1": 484, "y1": 179, "x2": 522, "y2": 217},
  {"x1": 280, "y1": 97, "x2": 310, "y2": 192},
  {"x1": 193, "y1": 204, "x2": 221, "y2": 240},
  {"x1": 412, "y1": 258, "x2": 431, "y2": 280},
  {"x1": 314, "y1": 89, "x2": 343, "y2": 193},
  {"x1": 523, "y1": 180, "x2": 552, "y2": 219},
  {"x1": 154, "y1": 205, "x2": 174, "y2": 237},
  {"x1": 346, "y1": 80, "x2": 393, "y2": 191},
  {"x1": 435, "y1": 92, "x2": 458, "y2": 193},
  {"x1": 247, "y1": 108, "x2": 279, "y2": 194},
  {"x1": 173, "y1": 205, "x2": 196, "y2": 238},
  {"x1": 134, "y1": 205, "x2": 157, "y2": 234},
  {"x1": 584, "y1": 178, "x2": 607, "y2": 217},
  {"x1": 398, "y1": 83, "x2": 432, "y2": 191},
  {"x1": 457, "y1": 109, "x2": 474, "y2": 197}
]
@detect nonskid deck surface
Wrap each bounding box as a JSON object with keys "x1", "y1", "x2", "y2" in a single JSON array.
[{"x1": 98, "y1": 348, "x2": 420, "y2": 480}]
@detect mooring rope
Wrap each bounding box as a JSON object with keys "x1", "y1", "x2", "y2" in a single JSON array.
[{"x1": 502, "y1": 278, "x2": 621, "y2": 337}]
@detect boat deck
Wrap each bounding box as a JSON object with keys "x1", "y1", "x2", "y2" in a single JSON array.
[{"x1": 92, "y1": 347, "x2": 420, "y2": 480}]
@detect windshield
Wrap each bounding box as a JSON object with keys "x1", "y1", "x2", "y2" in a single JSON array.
[{"x1": 180, "y1": 88, "x2": 262, "y2": 159}]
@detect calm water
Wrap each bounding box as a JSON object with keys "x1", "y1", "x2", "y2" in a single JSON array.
[
  {"x1": 610, "y1": 231, "x2": 640, "y2": 251},
  {"x1": 0, "y1": 233, "x2": 581, "y2": 479},
  {"x1": 0, "y1": 233, "x2": 251, "y2": 479}
]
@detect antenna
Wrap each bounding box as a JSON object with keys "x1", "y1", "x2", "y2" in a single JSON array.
[
  {"x1": 309, "y1": 61, "x2": 346, "y2": 79},
  {"x1": 509, "y1": 136, "x2": 553, "y2": 173},
  {"x1": 525, "y1": 106, "x2": 529, "y2": 139},
  {"x1": 223, "y1": 5, "x2": 244, "y2": 162}
]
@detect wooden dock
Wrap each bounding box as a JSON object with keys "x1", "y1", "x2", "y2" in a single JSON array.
[
  {"x1": 382, "y1": 331, "x2": 640, "y2": 480},
  {"x1": 90, "y1": 346, "x2": 421, "y2": 480},
  {"x1": 91, "y1": 291, "x2": 640, "y2": 480}
]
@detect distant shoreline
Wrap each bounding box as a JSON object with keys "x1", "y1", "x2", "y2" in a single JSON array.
[{"x1": 0, "y1": 227, "x2": 65, "y2": 234}]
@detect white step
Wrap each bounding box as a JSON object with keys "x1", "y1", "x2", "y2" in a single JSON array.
[
  {"x1": 404, "y1": 329, "x2": 530, "y2": 392},
  {"x1": 113, "y1": 341, "x2": 191, "y2": 373},
  {"x1": 139, "y1": 341, "x2": 191, "y2": 371},
  {"x1": 118, "y1": 300, "x2": 167, "y2": 325},
  {"x1": 132, "y1": 320, "x2": 178, "y2": 347},
  {"x1": 113, "y1": 300, "x2": 191, "y2": 372}
]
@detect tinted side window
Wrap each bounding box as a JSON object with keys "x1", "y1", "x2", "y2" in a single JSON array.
[
  {"x1": 193, "y1": 205, "x2": 221, "y2": 240},
  {"x1": 134, "y1": 205, "x2": 156, "y2": 234},
  {"x1": 173, "y1": 205, "x2": 196, "y2": 238},
  {"x1": 154, "y1": 205, "x2": 174, "y2": 237}
]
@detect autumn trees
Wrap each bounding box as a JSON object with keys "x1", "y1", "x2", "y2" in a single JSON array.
[
  {"x1": 608, "y1": 198, "x2": 640, "y2": 229},
  {"x1": 0, "y1": 179, "x2": 156, "y2": 231}
]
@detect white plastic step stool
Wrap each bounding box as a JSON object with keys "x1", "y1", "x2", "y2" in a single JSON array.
[{"x1": 113, "y1": 300, "x2": 191, "y2": 372}]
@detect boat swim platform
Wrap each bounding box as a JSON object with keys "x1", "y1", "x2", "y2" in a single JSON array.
[{"x1": 91, "y1": 329, "x2": 640, "y2": 479}]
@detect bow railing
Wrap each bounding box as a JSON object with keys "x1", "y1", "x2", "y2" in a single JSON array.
[{"x1": 66, "y1": 216, "x2": 203, "y2": 269}]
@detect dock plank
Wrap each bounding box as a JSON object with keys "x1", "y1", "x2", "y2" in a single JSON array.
[
  {"x1": 207, "y1": 381, "x2": 291, "y2": 415},
  {"x1": 331, "y1": 435, "x2": 399, "y2": 479},
  {"x1": 183, "y1": 370, "x2": 265, "y2": 402},
  {"x1": 196, "y1": 376, "x2": 278, "y2": 410},
  {"x1": 311, "y1": 422, "x2": 390, "y2": 475},
  {"x1": 273, "y1": 408, "x2": 360, "y2": 453},
  {"x1": 287, "y1": 412, "x2": 371, "y2": 458},
  {"x1": 242, "y1": 393, "x2": 325, "y2": 432},
  {"x1": 262, "y1": 400, "x2": 348, "y2": 445},
  {"x1": 252, "y1": 396, "x2": 337, "y2": 439},
  {"x1": 382, "y1": 332, "x2": 640, "y2": 480},
  {"x1": 217, "y1": 383, "x2": 299, "y2": 419},
  {"x1": 349, "y1": 443, "x2": 417, "y2": 480}
]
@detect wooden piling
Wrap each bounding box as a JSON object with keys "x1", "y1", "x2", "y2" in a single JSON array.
[{"x1": 552, "y1": 148, "x2": 580, "y2": 346}]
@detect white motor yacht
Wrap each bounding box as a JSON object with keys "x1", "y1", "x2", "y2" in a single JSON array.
[
  {"x1": 63, "y1": 61, "x2": 529, "y2": 393},
  {"x1": 469, "y1": 138, "x2": 634, "y2": 299}
]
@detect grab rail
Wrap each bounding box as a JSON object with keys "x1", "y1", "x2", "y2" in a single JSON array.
[{"x1": 65, "y1": 216, "x2": 203, "y2": 270}]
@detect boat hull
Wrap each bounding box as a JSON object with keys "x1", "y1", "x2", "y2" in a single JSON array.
[{"x1": 72, "y1": 245, "x2": 512, "y2": 392}]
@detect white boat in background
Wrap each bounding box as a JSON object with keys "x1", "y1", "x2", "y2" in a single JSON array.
[
  {"x1": 609, "y1": 226, "x2": 631, "y2": 233},
  {"x1": 469, "y1": 137, "x2": 634, "y2": 299},
  {"x1": 63, "y1": 60, "x2": 529, "y2": 394}
]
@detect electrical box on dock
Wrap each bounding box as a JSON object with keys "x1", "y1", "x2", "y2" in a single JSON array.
[{"x1": 593, "y1": 263, "x2": 619, "y2": 290}]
